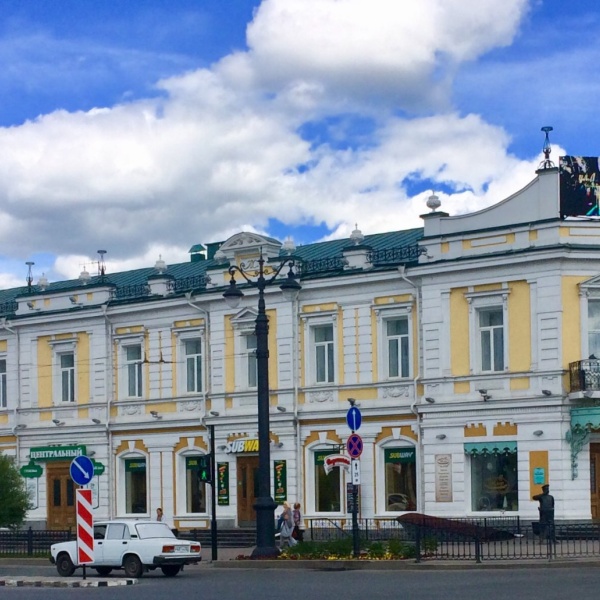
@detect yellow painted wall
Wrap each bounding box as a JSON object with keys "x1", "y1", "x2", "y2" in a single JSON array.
[
  {"x1": 77, "y1": 332, "x2": 90, "y2": 405},
  {"x1": 563, "y1": 276, "x2": 586, "y2": 368},
  {"x1": 0, "y1": 414, "x2": 8, "y2": 425},
  {"x1": 450, "y1": 288, "x2": 469, "y2": 376},
  {"x1": 0, "y1": 340, "x2": 7, "y2": 352},
  {"x1": 529, "y1": 450, "x2": 549, "y2": 495},
  {"x1": 224, "y1": 315, "x2": 234, "y2": 394},
  {"x1": 371, "y1": 308, "x2": 378, "y2": 381},
  {"x1": 374, "y1": 295, "x2": 413, "y2": 305},
  {"x1": 337, "y1": 306, "x2": 344, "y2": 385},
  {"x1": 37, "y1": 337, "x2": 53, "y2": 408},
  {"x1": 508, "y1": 281, "x2": 531, "y2": 372},
  {"x1": 510, "y1": 377, "x2": 530, "y2": 390},
  {"x1": 267, "y1": 309, "x2": 278, "y2": 390},
  {"x1": 302, "y1": 303, "x2": 337, "y2": 313},
  {"x1": 474, "y1": 283, "x2": 502, "y2": 292},
  {"x1": 454, "y1": 381, "x2": 471, "y2": 394},
  {"x1": 493, "y1": 422, "x2": 518, "y2": 436},
  {"x1": 464, "y1": 424, "x2": 487, "y2": 437},
  {"x1": 441, "y1": 242, "x2": 450, "y2": 254},
  {"x1": 146, "y1": 402, "x2": 177, "y2": 414}
]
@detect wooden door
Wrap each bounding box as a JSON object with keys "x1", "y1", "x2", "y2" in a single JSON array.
[
  {"x1": 237, "y1": 456, "x2": 259, "y2": 526},
  {"x1": 591, "y1": 444, "x2": 600, "y2": 519},
  {"x1": 47, "y1": 463, "x2": 76, "y2": 530}
]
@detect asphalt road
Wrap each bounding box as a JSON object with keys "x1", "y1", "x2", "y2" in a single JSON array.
[{"x1": 2, "y1": 564, "x2": 600, "y2": 599}]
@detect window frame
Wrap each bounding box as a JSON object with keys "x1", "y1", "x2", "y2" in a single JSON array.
[
  {"x1": 115, "y1": 335, "x2": 145, "y2": 400},
  {"x1": 231, "y1": 309, "x2": 260, "y2": 392},
  {"x1": 174, "y1": 327, "x2": 206, "y2": 396},
  {"x1": 49, "y1": 339, "x2": 78, "y2": 406},
  {"x1": 302, "y1": 312, "x2": 338, "y2": 386},
  {"x1": 466, "y1": 290, "x2": 509, "y2": 374},
  {"x1": 375, "y1": 303, "x2": 414, "y2": 381},
  {"x1": 175, "y1": 449, "x2": 209, "y2": 516},
  {"x1": 117, "y1": 453, "x2": 148, "y2": 517}
]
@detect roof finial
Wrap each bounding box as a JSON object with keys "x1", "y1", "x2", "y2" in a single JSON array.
[
  {"x1": 349, "y1": 223, "x2": 364, "y2": 245},
  {"x1": 426, "y1": 191, "x2": 441, "y2": 212},
  {"x1": 538, "y1": 126, "x2": 555, "y2": 169}
]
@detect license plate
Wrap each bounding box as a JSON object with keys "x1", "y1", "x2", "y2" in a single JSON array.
[{"x1": 175, "y1": 545, "x2": 188, "y2": 553}]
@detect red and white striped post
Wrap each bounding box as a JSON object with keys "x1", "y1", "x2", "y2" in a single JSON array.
[{"x1": 76, "y1": 488, "x2": 94, "y2": 578}]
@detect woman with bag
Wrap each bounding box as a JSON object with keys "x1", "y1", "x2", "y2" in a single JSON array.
[
  {"x1": 279, "y1": 501, "x2": 297, "y2": 549},
  {"x1": 292, "y1": 502, "x2": 304, "y2": 542}
]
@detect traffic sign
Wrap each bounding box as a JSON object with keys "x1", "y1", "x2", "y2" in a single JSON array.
[
  {"x1": 70, "y1": 455, "x2": 95, "y2": 486},
  {"x1": 76, "y1": 488, "x2": 94, "y2": 564},
  {"x1": 351, "y1": 459, "x2": 361, "y2": 485},
  {"x1": 346, "y1": 433, "x2": 363, "y2": 458},
  {"x1": 346, "y1": 406, "x2": 362, "y2": 431}
]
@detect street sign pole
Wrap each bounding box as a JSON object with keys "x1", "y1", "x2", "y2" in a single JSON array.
[{"x1": 346, "y1": 404, "x2": 362, "y2": 560}]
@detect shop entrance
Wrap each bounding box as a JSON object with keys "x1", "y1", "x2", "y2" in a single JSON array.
[
  {"x1": 46, "y1": 463, "x2": 76, "y2": 530},
  {"x1": 237, "y1": 455, "x2": 259, "y2": 526},
  {"x1": 591, "y1": 444, "x2": 600, "y2": 519}
]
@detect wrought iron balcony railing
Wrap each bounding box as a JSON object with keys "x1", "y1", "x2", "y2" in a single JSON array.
[{"x1": 569, "y1": 359, "x2": 600, "y2": 392}]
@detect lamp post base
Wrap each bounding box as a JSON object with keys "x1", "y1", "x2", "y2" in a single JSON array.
[
  {"x1": 250, "y1": 545, "x2": 280, "y2": 559},
  {"x1": 251, "y1": 495, "x2": 279, "y2": 559}
]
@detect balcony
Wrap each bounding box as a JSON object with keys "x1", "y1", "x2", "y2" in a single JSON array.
[{"x1": 569, "y1": 360, "x2": 600, "y2": 392}]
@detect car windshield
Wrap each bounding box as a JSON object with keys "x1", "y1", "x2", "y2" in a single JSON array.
[{"x1": 135, "y1": 523, "x2": 176, "y2": 540}]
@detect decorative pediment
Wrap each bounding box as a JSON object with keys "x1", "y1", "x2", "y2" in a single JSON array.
[
  {"x1": 217, "y1": 232, "x2": 282, "y2": 263},
  {"x1": 580, "y1": 274, "x2": 600, "y2": 296},
  {"x1": 230, "y1": 307, "x2": 259, "y2": 330}
]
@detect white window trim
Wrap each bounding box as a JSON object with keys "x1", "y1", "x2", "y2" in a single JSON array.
[
  {"x1": 305, "y1": 442, "x2": 345, "y2": 517},
  {"x1": 231, "y1": 309, "x2": 259, "y2": 391},
  {"x1": 466, "y1": 289, "x2": 510, "y2": 374},
  {"x1": 376, "y1": 437, "x2": 418, "y2": 515},
  {"x1": 175, "y1": 448, "x2": 210, "y2": 517},
  {"x1": 302, "y1": 312, "x2": 338, "y2": 386},
  {"x1": 116, "y1": 335, "x2": 145, "y2": 400},
  {"x1": 116, "y1": 450, "x2": 149, "y2": 517},
  {"x1": 174, "y1": 328, "x2": 205, "y2": 396},
  {"x1": 580, "y1": 287, "x2": 600, "y2": 358},
  {"x1": 49, "y1": 339, "x2": 78, "y2": 405},
  {"x1": 0, "y1": 356, "x2": 6, "y2": 409},
  {"x1": 374, "y1": 303, "x2": 414, "y2": 381}
]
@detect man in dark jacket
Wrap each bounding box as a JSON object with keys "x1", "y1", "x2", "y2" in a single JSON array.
[{"x1": 533, "y1": 484, "x2": 555, "y2": 541}]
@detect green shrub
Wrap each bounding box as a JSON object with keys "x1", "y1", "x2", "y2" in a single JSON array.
[
  {"x1": 387, "y1": 539, "x2": 416, "y2": 559},
  {"x1": 366, "y1": 541, "x2": 386, "y2": 558}
]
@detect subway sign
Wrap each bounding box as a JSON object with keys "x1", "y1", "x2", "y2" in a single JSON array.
[
  {"x1": 30, "y1": 445, "x2": 87, "y2": 461},
  {"x1": 224, "y1": 439, "x2": 259, "y2": 454}
]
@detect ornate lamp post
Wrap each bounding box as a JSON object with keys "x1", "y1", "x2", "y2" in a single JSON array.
[{"x1": 223, "y1": 253, "x2": 301, "y2": 558}]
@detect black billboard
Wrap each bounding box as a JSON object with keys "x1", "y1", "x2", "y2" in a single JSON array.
[{"x1": 559, "y1": 155, "x2": 600, "y2": 218}]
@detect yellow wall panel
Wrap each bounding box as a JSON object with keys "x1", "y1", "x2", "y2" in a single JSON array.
[
  {"x1": 146, "y1": 402, "x2": 177, "y2": 414},
  {"x1": 508, "y1": 281, "x2": 531, "y2": 372},
  {"x1": 464, "y1": 423, "x2": 486, "y2": 437},
  {"x1": 374, "y1": 295, "x2": 413, "y2": 305},
  {"x1": 563, "y1": 276, "x2": 586, "y2": 367},
  {"x1": 493, "y1": 422, "x2": 518, "y2": 436},
  {"x1": 450, "y1": 288, "x2": 469, "y2": 376},
  {"x1": 77, "y1": 332, "x2": 90, "y2": 405},
  {"x1": 0, "y1": 413, "x2": 8, "y2": 424},
  {"x1": 302, "y1": 303, "x2": 337, "y2": 313},
  {"x1": 529, "y1": 450, "x2": 549, "y2": 495},
  {"x1": 38, "y1": 337, "x2": 53, "y2": 408},
  {"x1": 337, "y1": 306, "x2": 344, "y2": 385},
  {"x1": 454, "y1": 381, "x2": 471, "y2": 394},
  {"x1": 0, "y1": 340, "x2": 6, "y2": 352},
  {"x1": 224, "y1": 315, "x2": 234, "y2": 394},
  {"x1": 510, "y1": 377, "x2": 530, "y2": 390},
  {"x1": 529, "y1": 230, "x2": 538, "y2": 241},
  {"x1": 267, "y1": 309, "x2": 278, "y2": 390},
  {"x1": 441, "y1": 242, "x2": 450, "y2": 254},
  {"x1": 474, "y1": 283, "x2": 502, "y2": 292}
]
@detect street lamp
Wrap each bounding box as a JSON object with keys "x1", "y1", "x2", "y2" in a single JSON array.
[{"x1": 223, "y1": 252, "x2": 301, "y2": 558}]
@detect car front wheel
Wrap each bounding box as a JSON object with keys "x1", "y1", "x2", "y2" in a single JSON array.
[
  {"x1": 123, "y1": 555, "x2": 144, "y2": 578},
  {"x1": 161, "y1": 565, "x2": 182, "y2": 577},
  {"x1": 56, "y1": 553, "x2": 76, "y2": 577}
]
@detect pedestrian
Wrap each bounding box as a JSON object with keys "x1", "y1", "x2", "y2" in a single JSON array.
[
  {"x1": 292, "y1": 502, "x2": 304, "y2": 542},
  {"x1": 532, "y1": 484, "x2": 555, "y2": 541},
  {"x1": 156, "y1": 507, "x2": 164, "y2": 521},
  {"x1": 279, "y1": 501, "x2": 297, "y2": 549}
]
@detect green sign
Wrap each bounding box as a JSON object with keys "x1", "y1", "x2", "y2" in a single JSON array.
[
  {"x1": 217, "y1": 462, "x2": 229, "y2": 505},
  {"x1": 92, "y1": 460, "x2": 106, "y2": 476},
  {"x1": 20, "y1": 462, "x2": 43, "y2": 478},
  {"x1": 274, "y1": 460, "x2": 287, "y2": 503},
  {"x1": 187, "y1": 455, "x2": 212, "y2": 483},
  {"x1": 30, "y1": 445, "x2": 86, "y2": 461},
  {"x1": 385, "y1": 448, "x2": 416, "y2": 464},
  {"x1": 125, "y1": 458, "x2": 146, "y2": 472}
]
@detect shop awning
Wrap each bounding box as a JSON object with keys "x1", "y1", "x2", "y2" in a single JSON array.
[
  {"x1": 571, "y1": 407, "x2": 600, "y2": 430},
  {"x1": 464, "y1": 441, "x2": 517, "y2": 456}
]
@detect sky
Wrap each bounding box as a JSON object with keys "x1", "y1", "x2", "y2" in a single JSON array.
[{"x1": 0, "y1": 0, "x2": 598, "y2": 289}]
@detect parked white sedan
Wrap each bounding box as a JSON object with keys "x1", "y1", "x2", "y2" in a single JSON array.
[{"x1": 50, "y1": 520, "x2": 201, "y2": 578}]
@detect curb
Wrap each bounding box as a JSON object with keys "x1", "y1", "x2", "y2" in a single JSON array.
[{"x1": 0, "y1": 577, "x2": 137, "y2": 587}]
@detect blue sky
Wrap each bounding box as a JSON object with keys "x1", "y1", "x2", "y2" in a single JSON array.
[{"x1": 0, "y1": 0, "x2": 598, "y2": 288}]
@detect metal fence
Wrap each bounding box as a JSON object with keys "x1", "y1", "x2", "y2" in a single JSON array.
[{"x1": 0, "y1": 527, "x2": 74, "y2": 556}]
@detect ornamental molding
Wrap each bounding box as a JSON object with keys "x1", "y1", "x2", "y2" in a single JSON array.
[{"x1": 308, "y1": 390, "x2": 334, "y2": 403}]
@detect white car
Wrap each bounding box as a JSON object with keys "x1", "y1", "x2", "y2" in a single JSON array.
[{"x1": 50, "y1": 520, "x2": 201, "y2": 578}]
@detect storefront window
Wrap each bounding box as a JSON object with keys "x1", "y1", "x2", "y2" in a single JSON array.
[
  {"x1": 125, "y1": 458, "x2": 147, "y2": 514},
  {"x1": 471, "y1": 452, "x2": 518, "y2": 511},
  {"x1": 185, "y1": 456, "x2": 207, "y2": 513},
  {"x1": 314, "y1": 450, "x2": 341, "y2": 512},
  {"x1": 384, "y1": 448, "x2": 417, "y2": 511}
]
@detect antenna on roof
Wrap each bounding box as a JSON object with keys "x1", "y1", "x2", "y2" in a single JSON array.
[
  {"x1": 538, "y1": 126, "x2": 555, "y2": 170},
  {"x1": 97, "y1": 250, "x2": 107, "y2": 279},
  {"x1": 26, "y1": 261, "x2": 34, "y2": 292}
]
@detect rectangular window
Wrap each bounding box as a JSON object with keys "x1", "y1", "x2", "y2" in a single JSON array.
[
  {"x1": 384, "y1": 448, "x2": 417, "y2": 511},
  {"x1": 589, "y1": 301, "x2": 600, "y2": 357},
  {"x1": 479, "y1": 309, "x2": 504, "y2": 372},
  {"x1": 314, "y1": 325, "x2": 334, "y2": 383},
  {"x1": 125, "y1": 345, "x2": 143, "y2": 397},
  {"x1": 0, "y1": 359, "x2": 6, "y2": 408},
  {"x1": 185, "y1": 457, "x2": 207, "y2": 513},
  {"x1": 314, "y1": 451, "x2": 341, "y2": 512},
  {"x1": 60, "y1": 353, "x2": 75, "y2": 403},
  {"x1": 125, "y1": 458, "x2": 147, "y2": 514},
  {"x1": 184, "y1": 339, "x2": 203, "y2": 393},
  {"x1": 245, "y1": 334, "x2": 257, "y2": 388},
  {"x1": 386, "y1": 318, "x2": 409, "y2": 378},
  {"x1": 470, "y1": 452, "x2": 518, "y2": 512}
]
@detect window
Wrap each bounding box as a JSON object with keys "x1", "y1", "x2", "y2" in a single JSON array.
[
  {"x1": 386, "y1": 318, "x2": 409, "y2": 378},
  {"x1": 0, "y1": 359, "x2": 6, "y2": 408},
  {"x1": 384, "y1": 448, "x2": 417, "y2": 512},
  {"x1": 124, "y1": 458, "x2": 147, "y2": 514},
  {"x1": 479, "y1": 309, "x2": 504, "y2": 372},
  {"x1": 244, "y1": 333, "x2": 257, "y2": 389},
  {"x1": 125, "y1": 345, "x2": 143, "y2": 398},
  {"x1": 185, "y1": 456, "x2": 207, "y2": 513},
  {"x1": 60, "y1": 353, "x2": 75, "y2": 403},
  {"x1": 314, "y1": 451, "x2": 341, "y2": 512},
  {"x1": 313, "y1": 325, "x2": 335, "y2": 383},
  {"x1": 106, "y1": 523, "x2": 130, "y2": 540},
  {"x1": 184, "y1": 339, "x2": 203, "y2": 393},
  {"x1": 589, "y1": 300, "x2": 600, "y2": 357},
  {"x1": 470, "y1": 452, "x2": 518, "y2": 512}
]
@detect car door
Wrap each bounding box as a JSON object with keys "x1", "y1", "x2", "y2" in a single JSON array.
[
  {"x1": 100, "y1": 523, "x2": 131, "y2": 566},
  {"x1": 92, "y1": 524, "x2": 107, "y2": 564}
]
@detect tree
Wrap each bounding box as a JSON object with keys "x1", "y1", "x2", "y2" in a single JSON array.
[{"x1": 0, "y1": 453, "x2": 30, "y2": 529}]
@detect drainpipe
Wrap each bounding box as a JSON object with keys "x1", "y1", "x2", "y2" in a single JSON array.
[
  {"x1": 101, "y1": 304, "x2": 114, "y2": 518},
  {"x1": 398, "y1": 266, "x2": 424, "y2": 512},
  {"x1": 1, "y1": 318, "x2": 21, "y2": 460}
]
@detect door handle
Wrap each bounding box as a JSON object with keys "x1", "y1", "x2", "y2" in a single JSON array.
[{"x1": 122, "y1": 541, "x2": 127, "y2": 545}]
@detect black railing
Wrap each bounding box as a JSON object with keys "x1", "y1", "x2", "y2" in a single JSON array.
[
  {"x1": 570, "y1": 359, "x2": 600, "y2": 392},
  {"x1": 0, "y1": 301, "x2": 18, "y2": 316},
  {"x1": 0, "y1": 527, "x2": 74, "y2": 556},
  {"x1": 114, "y1": 284, "x2": 150, "y2": 299},
  {"x1": 300, "y1": 257, "x2": 346, "y2": 275},
  {"x1": 173, "y1": 275, "x2": 209, "y2": 292},
  {"x1": 367, "y1": 245, "x2": 426, "y2": 265}
]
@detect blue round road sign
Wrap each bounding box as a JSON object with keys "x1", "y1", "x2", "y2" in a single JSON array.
[
  {"x1": 346, "y1": 433, "x2": 363, "y2": 458},
  {"x1": 346, "y1": 406, "x2": 362, "y2": 431},
  {"x1": 70, "y1": 455, "x2": 95, "y2": 486}
]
